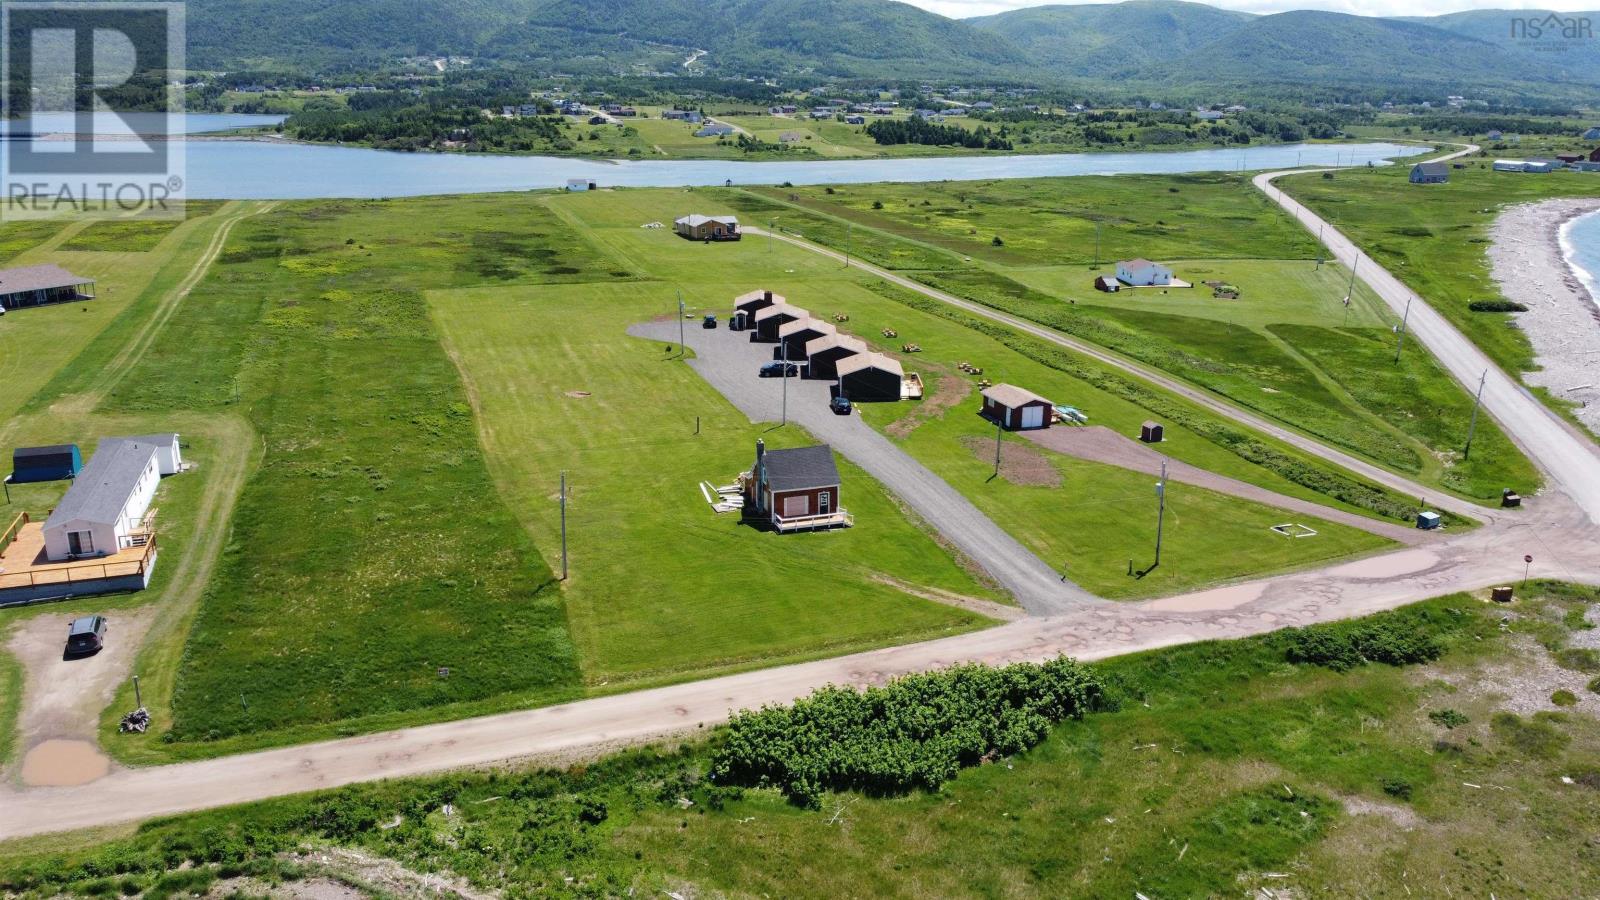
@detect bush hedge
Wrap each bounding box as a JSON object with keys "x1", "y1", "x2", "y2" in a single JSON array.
[
  {"x1": 1468, "y1": 299, "x2": 1528, "y2": 313},
  {"x1": 1280, "y1": 618, "x2": 1445, "y2": 671},
  {"x1": 709, "y1": 658, "x2": 1115, "y2": 807}
]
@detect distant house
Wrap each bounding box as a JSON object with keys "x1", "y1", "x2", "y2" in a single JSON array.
[
  {"x1": 662, "y1": 109, "x2": 702, "y2": 123},
  {"x1": 1116, "y1": 258, "x2": 1173, "y2": 286},
  {"x1": 1557, "y1": 153, "x2": 1584, "y2": 164},
  {"x1": 779, "y1": 131, "x2": 806, "y2": 143},
  {"x1": 1583, "y1": 126, "x2": 1600, "y2": 140},
  {"x1": 844, "y1": 115, "x2": 865, "y2": 125},
  {"x1": 0, "y1": 264, "x2": 96, "y2": 311},
  {"x1": 1193, "y1": 109, "x2": 1225, "y2": 121},
  {"x1": 1523, "y1": 159, "x2": 1561, "y2": 173},
  {"x1": 565, "y1": 178, "x2": 596, "y2": 191},
  {"x1": 695, "y1": 123, "x2": 735, "y2": 138},
  {"x1": 742, "y1": 440, "x2": 848, "y2": 532},
  {"x1": 754, "y1": 303, "x2": 807, "y2": 342},
  {"x1": 9, "y1": 444, "x2": 81, "y2": 484},
  {"x1": 1093, "y1": 275, "x2": 1121, "y2": 293},
  {"x1": 980, "y1": 384, "x2": 1054, "y2": 431},
  {"x1": 43, "y1": 434, "x2": 181, "y2": 562},
  {"x1": 1574, "y1": 161, "x2": 1600, "y2": 173},
  {"x1": 674, "y1": 214, "x2": 740, "y2": 241},
  {"x1": 1589, "y1": 147, "x2": 1600, "y2": 162},
  {"x1": 1492, "y1": 159, "x2": 1527, "y2": 172},
  {"x1": 803, "y1": 334, "x2": 867, "y2": 380},
  {"x1": 836, "y1": 352, "x2": 903, "y2": 402},
  {"x1": 778, "y1": 318, "x2": 836, "y2": 361},
  {"x1": 587, "y1": 115, "x2": 607, "y2": 125},
  {"x1": 1486, "y1": 129, "x2": 1504, "y2": 141},
  {"x1": 1410, "y1": 162, "x2": 1449, "y2": 184}
]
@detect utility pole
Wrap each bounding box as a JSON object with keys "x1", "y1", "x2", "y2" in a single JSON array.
[
  {"x1": 993, "y1": 416, "x2": 1003, "y2": 478},
  {"x1": 781, "y1": 357, "x2": 789, "y2": 426},
  {"x1": 559, "y1": 471, "x2": 568, "y2": 580},
  {"x1": 1394, "y1": 294, "x2": 1413, "y2": 364},
  {"x1": 677, "y1": 291, "x2": 685, "y2": 357},
  {"x1": 1464, "y1": 369, "x2": 1488, "y2": 459},
  {"x1": 1093, "y1": 221, "x2": 1102, "y2": 268},
  {"x1": 1344, "y1": 253, "x2": 1359, "y2": 302},
  {"x1": 1154, "y1": 462, "x2": 1167, "y2": 568}
]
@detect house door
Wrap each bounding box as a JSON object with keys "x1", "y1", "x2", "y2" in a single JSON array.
[
  {"x1": 782, "y1": 495, "x2": 809, "y2": 518},
  {"x1": 818, "y1": 492, "x2": 831, "y2": 514},
  {"x1": 1021, "y1": 406, "x2": 1045, "y2": 429},
  {"x1": 68, "y1": 530, "x2": 94, "y2": 555}
]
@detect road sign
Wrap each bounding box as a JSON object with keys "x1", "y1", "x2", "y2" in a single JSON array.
[{"x1": 1525, "y1": 554, "x2": 1534, "y2": 564}]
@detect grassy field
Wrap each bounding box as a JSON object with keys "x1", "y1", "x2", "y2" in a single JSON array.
[
  {"x1": 6, "y1": 585, "x2": 1595, "y2": 898},
  {"x1": 429, "y1": 280, "x2": 996, "y2": 685},
  {"x1": 1280, "y1": 160, "x2": 1600, "y2": 377},
  {"x1": 720, "y1": 177, "x2": 1540, "y2": 501}
]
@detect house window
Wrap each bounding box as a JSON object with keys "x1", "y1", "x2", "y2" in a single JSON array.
[{"x1": 67, "y1": 530, "x2": 94, "y2": 556}]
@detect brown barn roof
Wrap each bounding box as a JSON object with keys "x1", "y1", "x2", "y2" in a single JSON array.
[
  {"x1": 836, "y1": 352, "x2": 903, "y2": 378},
  {"x1": 982, "y1": 383, "x2": 1053, "y2": 409}
]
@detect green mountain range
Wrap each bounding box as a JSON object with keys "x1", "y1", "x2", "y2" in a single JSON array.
[{"x1": 183, "y1": 0, "x2": 1600, "y2": 99}]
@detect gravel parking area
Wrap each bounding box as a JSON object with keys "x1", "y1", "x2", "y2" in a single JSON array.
[{"x1": 628, "y1": 319, "x2": 1096, "y2": 615}]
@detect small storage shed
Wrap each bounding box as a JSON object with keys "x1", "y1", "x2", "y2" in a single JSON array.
[
  {"x1": 778, "y1": 318, "x2": 836, "y2": 361},
  {"x1": 753, "y1": 303, "x2": 808, "y2": 342},
  {"x1": 1416, "y1": 511, "x2": 1442, "y2": 530},
  {"x1": 10, "y1": 444, "x2": 82, "y2": 483},
  {"x1": 1093, "y1": 275, "x2": 1120, "y2": 292},
  {"x1": 565, "y1": 178, "x2": 596, "y2": 191},
  {"x1": 837, "y1": 353, "x2": 904, "y2": 402},
  {"x1": 743, "y1": 439, "x2": 848, "y2": 531},
  {"x1": 1140, "y1": 421, "x2": 1164, "y2": 443},
  {"x1": 980, "y1": 383, "x2": 1054, "y2": 431},
  {"x1": 804, "y1": 334, "x2": 867, "y2": 379}
]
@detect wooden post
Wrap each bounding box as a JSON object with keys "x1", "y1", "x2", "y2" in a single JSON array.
[{"x1": 132, "y1": 675, "x2": 142, "y2": 708}]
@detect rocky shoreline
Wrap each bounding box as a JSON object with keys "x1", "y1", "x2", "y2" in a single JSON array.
[{"x1": 1487, "y1": 198, "x2": 1600, "y2": 434}]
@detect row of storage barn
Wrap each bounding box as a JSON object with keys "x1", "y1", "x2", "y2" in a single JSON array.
[{"x1": 731, "y1": 289, "x2": 904, "y2": 401}]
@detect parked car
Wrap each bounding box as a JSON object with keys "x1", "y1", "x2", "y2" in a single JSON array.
[
  {"x1": 830, "y1": 395, "x2": 853, "y2": 415},
  {"x1": 64, "y1": 615, "x2": 107, "y2": 657},
  {"x1": 702, "y1": 314, "x2": 718, "y2": 329},
  {"x1": 758, "y1": 361, "x2": 799, "y2": 378}
]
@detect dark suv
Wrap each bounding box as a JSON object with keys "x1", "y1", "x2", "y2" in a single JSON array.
[{"x1": 64, "y1": 615, "x2": 107, "y2": 657}]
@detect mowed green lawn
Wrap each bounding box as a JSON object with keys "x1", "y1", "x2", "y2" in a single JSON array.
[
  {"x1": 1281, "y1": 161, "x2": 1600, "y2": 377},
  {"x1": 429, "y1": 282, "x2": 995, "y2": 685}
]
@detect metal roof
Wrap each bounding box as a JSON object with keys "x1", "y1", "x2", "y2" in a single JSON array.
[
  {"x1": 734, "y1": 289, "x2": 784, "y2": 308},
  {"x1": 779, "y1": 318, "x2": 835, "y2": 339},
  {"x1": 1413, "y1": 162, "x2": 1449, "y2": 175},
  {"x1": 754, "y1": 303, "x2": 807, "y2": 322},
  {"x1": 761, "y1": 445, "x2": 840, "y2": 492},
  {"x1": 983, "y1": 383, "x2": 1053, "y2": 409},
  {"x1": 0, "y1": 263, "x2": 94, "y2": 296},
  {"x1": 675, "y1": 214, "x2": 739, "y2": 227},
  {"x1": 805, "y1": 334, "x2": 867, "y2": 356},
  {"x1": 13, "y1": 444, "x2": 77, "y2": 460},
  {"x1": 836, "y1": 352, "x2": 903, "y2": 378},
  {"x1": 44, "y1": 438, "x2": 158, "y2": 528},
  {"x1": 1118, "y1": 258, "x2": 1162, "y2": 269}
]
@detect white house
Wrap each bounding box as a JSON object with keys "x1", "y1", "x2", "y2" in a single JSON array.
[
  {"x1": 42, "y1": 434, "x2": 180, "y2": 561},
  {"x1": 1116, "y1": 258, "x2": 1174, "y2": 286},
  {"x1": 1583, "y1": 126, "x2": 1600, "y2": 140},
  {"x1": 565, "y1": 178, "x2": 595, "y2": 191},
  {"x1": 1492, "y1": 159, "x2": 1526, "y2": 172}
]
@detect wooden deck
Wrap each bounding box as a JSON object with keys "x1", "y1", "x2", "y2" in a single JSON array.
[{"x1": 0, "y1": 521, "x2": 153, "y2": 591}]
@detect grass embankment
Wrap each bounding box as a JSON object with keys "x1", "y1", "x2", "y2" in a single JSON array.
[
  {"x1": 6, "y1": 585, "x2": 1596, "y2": 898},
  {"x1": 1279, "y1": 161, "x2": 1600, "y2": 378},
  {"x1": 722, "y1": 176, "x2": 1539, "y2": 501}
]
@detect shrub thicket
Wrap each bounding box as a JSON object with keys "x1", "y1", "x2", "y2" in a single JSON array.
[
  {"x1": 709, "y1": 658, "x2": 1114, "y2": 807},
  {"x1": 1280, "y1": 618, "x2": 1445, "y2": 671},
  {"x1": 1468, "y1": 299, "x2": 1528, "y2": 313}
]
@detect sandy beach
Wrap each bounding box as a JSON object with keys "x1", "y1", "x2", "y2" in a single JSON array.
[{"x1": 1487, "y1": 198, "x2": 1600, "y2": 435}]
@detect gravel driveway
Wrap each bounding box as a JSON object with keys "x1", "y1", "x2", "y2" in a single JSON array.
[{"x1": 628, "y1": 319, "x2": 1096, "y2": 615}]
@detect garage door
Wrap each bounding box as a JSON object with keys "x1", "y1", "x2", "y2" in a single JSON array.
[{"x1": 1020, "y1": 405, "x2": 1045, "y2": 429}]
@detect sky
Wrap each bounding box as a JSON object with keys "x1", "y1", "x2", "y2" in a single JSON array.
[{"x1": 908, "y1": 0, "x2": 1597, "y2": 18}]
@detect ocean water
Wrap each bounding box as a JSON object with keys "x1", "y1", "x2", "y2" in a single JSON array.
[{"x1": 1561, "y1": 209, "x2": 1600, "y2": 316}]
